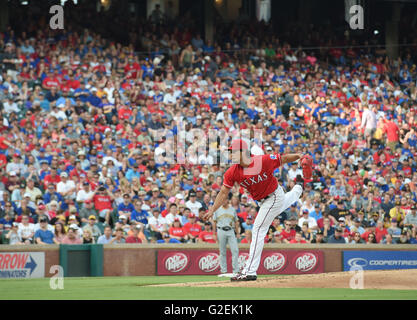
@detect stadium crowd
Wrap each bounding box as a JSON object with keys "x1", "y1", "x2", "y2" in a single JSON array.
[{"x1": 1, "y1": 3, "x2": 417, "y2": 246}]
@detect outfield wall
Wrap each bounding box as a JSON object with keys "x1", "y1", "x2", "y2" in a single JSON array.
[{"x1": 1, "y1": 244, "x2": 417, "y2": 277}]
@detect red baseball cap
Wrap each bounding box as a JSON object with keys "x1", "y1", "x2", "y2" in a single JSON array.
[{"x1": 229, "y1": 139, "x2": 248, "y2": 151}]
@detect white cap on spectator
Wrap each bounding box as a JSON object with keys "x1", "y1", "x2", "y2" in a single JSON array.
[
  {"x1": 69, "y1": 224, "x2": 78, "y2": 230},
  {"x1": 175, "y1": 193, "x2": 184, "y2": 200},
  {"x1": 23, "y1": 193, "x2": 31, "y2": 198}
]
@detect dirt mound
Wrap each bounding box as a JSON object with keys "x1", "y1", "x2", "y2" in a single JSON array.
[{"x1": 154, "y1": 269, "x2": 417, "y2": 290}]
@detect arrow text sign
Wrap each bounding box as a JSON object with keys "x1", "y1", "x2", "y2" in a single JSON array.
[{"x1": 0, "y1": 252, "x2": 45, "y2": 278}]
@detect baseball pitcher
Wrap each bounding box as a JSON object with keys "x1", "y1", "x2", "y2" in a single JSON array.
[{"x1": 203, "y1": 139, "x2": 313, "y2": 281}]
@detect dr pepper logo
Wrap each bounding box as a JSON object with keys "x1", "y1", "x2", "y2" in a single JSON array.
[
  {"x1": 164, "y1": 252, "x2": 189, "y2": 273},
  {"x1": 294, "y1": 252, "x2": 318, "y2": 272},
  {"x1": 263, "y1": 253, "x2": 286, "y2": 272},
  {"x1": 238, "y1": 253, "x2": 249, "y2": 270},
  {"x1": 198, "y1": 253, "x2": 220, "y2": 272}
]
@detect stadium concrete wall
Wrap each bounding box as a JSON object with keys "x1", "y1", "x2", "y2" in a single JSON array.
[{"x1": 1, "y1": 244, "x2": 417, "y2": 277}]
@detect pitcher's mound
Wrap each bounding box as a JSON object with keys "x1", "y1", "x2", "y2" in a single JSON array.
[{"x1": 156, "y1": 269, "x2": 417, "y2": 290}]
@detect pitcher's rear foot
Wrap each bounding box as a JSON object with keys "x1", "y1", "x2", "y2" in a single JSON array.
[{"x1": 230, "y1": 273, "x2": 257, "y2": 282}]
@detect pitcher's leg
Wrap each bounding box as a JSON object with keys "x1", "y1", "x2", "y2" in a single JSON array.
[
  {"x1": 280, "y1": 185, "x2": 303, "y2": 212},
  {"x1": 242, "y1": 193, "x2": 279, "y2": 276}
]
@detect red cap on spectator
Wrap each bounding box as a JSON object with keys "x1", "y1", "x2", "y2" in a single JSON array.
[{"x1": 189, "y1": 213, "x2": 196, "y2": 218}]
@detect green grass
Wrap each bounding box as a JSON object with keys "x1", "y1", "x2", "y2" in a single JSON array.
[{"x1": 0, "y1": 275, "x2": 416, "y2": 300}]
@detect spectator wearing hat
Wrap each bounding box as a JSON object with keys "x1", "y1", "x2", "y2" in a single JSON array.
[
  {"x1": 76, "y1": 181, "x2": 94, "y2": 204},
  {"x1": 6, "y1": 153, "x2": 26, "y2": 176},
  {"x1": 348, "y1": 231, "x2": 365, "y2": 244},
  {"x1": 57, "y1": 171, "x2": 76, "y2": 201},
  {"x1": 43, "y1": 183, "x2": 63, "y2": 207},
  {"x1": 11, "y1": 182, "x2": 27, "y2": 205},
  {"x1": 241, "y1": 215, "x2": 254, "y2": 234},
  {"x1": 404, "y1": 205, "x2": 417, "y2": 229},
  {"x1": 387, "y1": 218, "x2": 402, "y2": 243},
  {"x1": 90, "y1": 185, "x2": 114, "y2": 225},
  {"x1": 398, "y1": 228, "x2": 410, "y2": 244},
  {"x1": 350, "y1": 217, "x2": 366, "y2": 235},
  {"x1": 148, "y1": 208, "x2": 168, "y2": 240},
  {"x1": 126, "y1": 224, "x2": 144, "y2": 243},
  {"x1": 328, "y1": 200, "x2": 349, "y2": 224},
  {"x1": 285, "y1": 203, "x2": 299, "y2": 221},
  {"x1": 389, "y1": 200, "x2": 406, "y2": 225},
  {"x1": 298, "y1": 209, "x2": 318, "y2": 231},
  {"x1": 82, "y1": 215, "x2": 102, "y2": 242},
  {"x1": 185, "y1": 191, "x2": 203, "y2": 217},
  {"x1": 183, "y1": 212, "x2": 202, "y2": 243},
  {"x1": 34, "y1": 217, "x2": 58, "y2": 244},
  {"x1": 327, "y1": 226, "x2": 347, "y2": 244},
  {"x1": 311, "y1": 229, "x2": 327, "y2": 243},
  {"x1": 5, "y1": 222, "x2": 23, "y2": 245},
  {"x1": 198, "y1": 222, "x2": 217, "y2": 243},
  {"x1": 61, "y1": 224, "x2": 83, "y2": 244}
]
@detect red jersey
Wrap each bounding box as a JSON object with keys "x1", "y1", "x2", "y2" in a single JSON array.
[
  {"x1": 198, "y1": 231, "x2": 216, "y2": 243},
  {"x1": 280, "y1": 229, "x2": 296, "y2": 242},
  {"x1": 223, "y1": 154, "x2": 282, "y2": 200},
  {"x1": 126, "y1": 236, "x2": 142, "y2": 243},
  {"x1": 289, "y1": 239, "x2": 307, "y2": 244},
  {"x1": 183, "y1": 222, "x2": 202, "y2": 237},
  {"x1": 93, "y1": 194, "x2": 112, "y2": 211},
  {"x1": 169, "y1": 226, "x2": 186, "y2": 238}
]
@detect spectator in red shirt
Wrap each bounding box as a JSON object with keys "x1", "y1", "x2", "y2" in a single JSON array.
[
  {"x1": 280, "y1": 220, "x2": 296, "y2": 243},
  {"x1": 198, "y1": 222, "x2": 217, "y2": 243},
  {"x1": 125, "y1": 225, "x2": 143, "y2": 243},
  {"x1": 375, "y1": 220, "x2": 388, "y2": 243},
  {"x1": 91, "y1": 186, "x2": 114, "y2": 225},
  {"x1": 383, "y1": 117, "x2": 400, "y2": 151},
  {"x1": 240, "y1": 229, "x2": 252, "y2": 244},
  {"x1": 289, "y1": 231, "x2": 308, "y2": 244},
  {"x1": 183, "y1": 213, "x2": 202, "y2": 242}
]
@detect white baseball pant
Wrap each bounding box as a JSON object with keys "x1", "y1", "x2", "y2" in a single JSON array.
[{"x1": 242, "y1": 184, "x2": 303, "y2": 276}]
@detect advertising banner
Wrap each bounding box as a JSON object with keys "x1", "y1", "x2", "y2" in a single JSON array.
[
  {"x1": 157, "y1": 250, "x2": 324, "y2": 275},
  {"x1": 343, "y1": 251, "x2": 417, "y2": 271},
  {"x1": 0, "y1": 252, "x2": 45, "y2": 278}
]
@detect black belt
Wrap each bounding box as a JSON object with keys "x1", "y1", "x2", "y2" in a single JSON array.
[
  {"x1": 218, "y1": 226, "x2": 232, "y2": 231},
  {"x1": 259, "y1": 193, "x2": 273, "y2": 202}
]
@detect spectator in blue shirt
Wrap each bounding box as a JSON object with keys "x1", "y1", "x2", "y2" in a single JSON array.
[
  {"x1": 97, "y1": 225, "x2": 113, "y2": 244},
  {"x1": 131, "y1": 200, "x2": 149, "y2": 225},
  {"x1": 117, "y1": 194, "x2": 135, "y2": 218},
  {"x1": 34, "y1": 217, "x2": 57, "y2": 244},
  {"x1": 157, "y1": 232, "x2": 181, "y2": 243}
]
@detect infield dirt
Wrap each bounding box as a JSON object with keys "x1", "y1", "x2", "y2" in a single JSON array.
[{"x1": 153, "y1": 269, "x2": 417, "y2": 290}]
